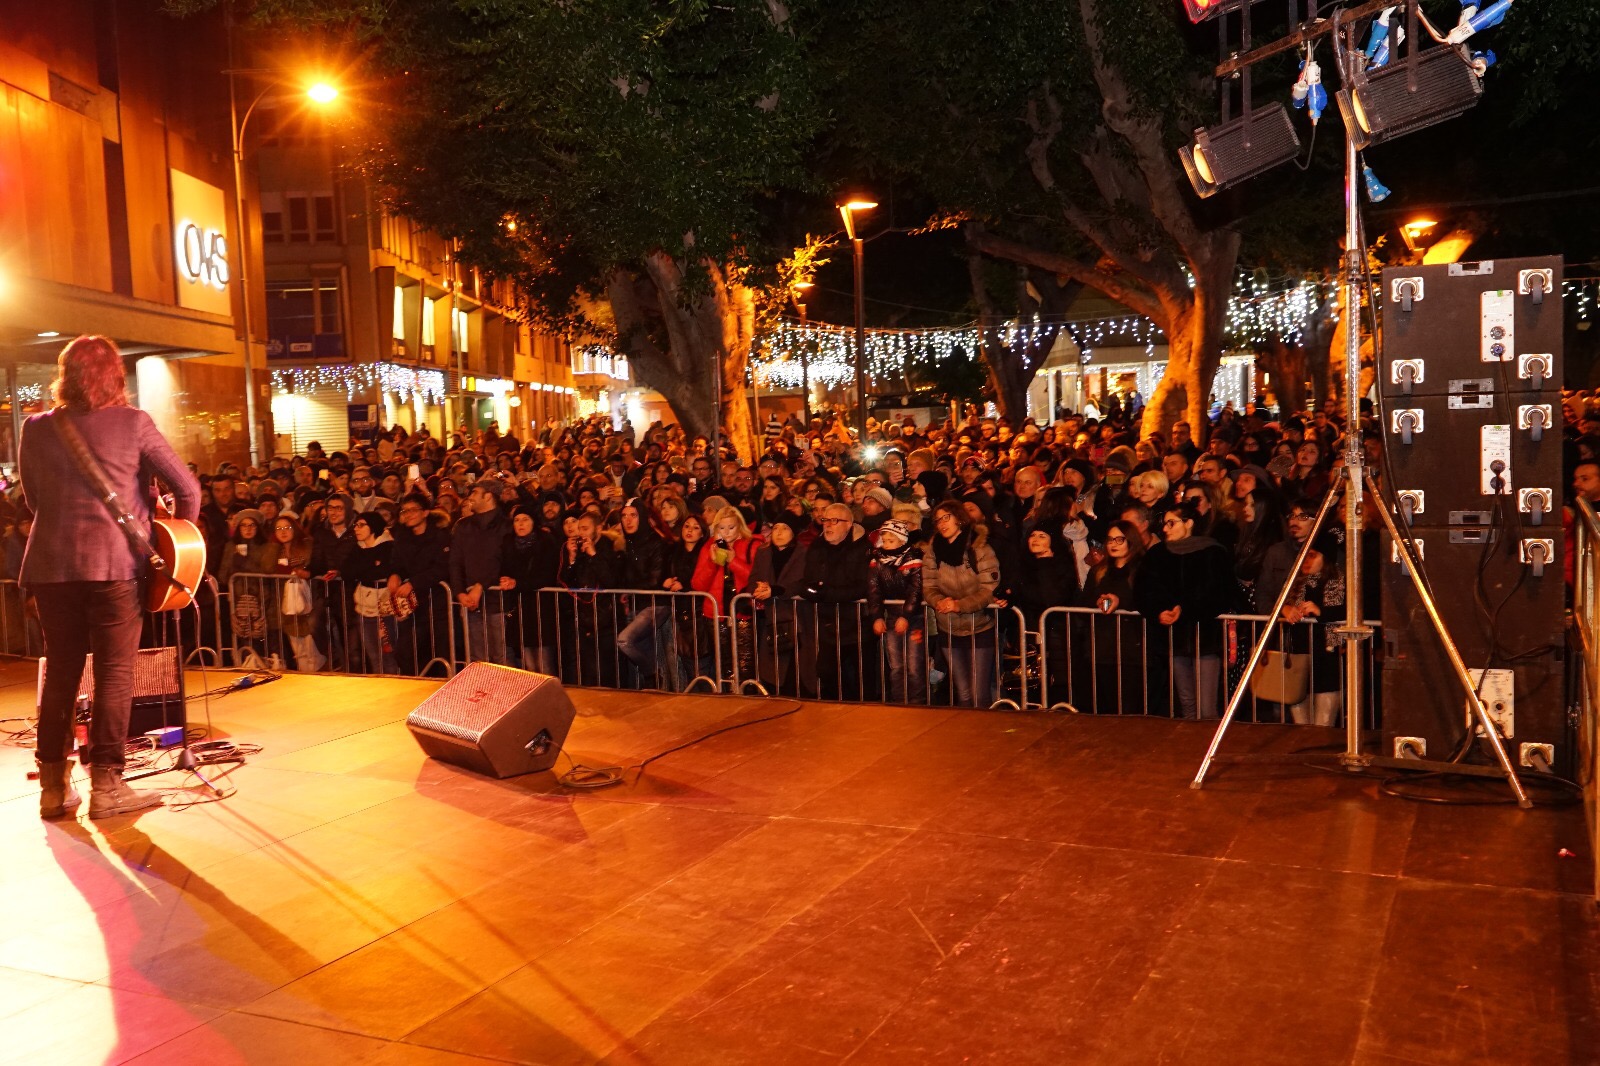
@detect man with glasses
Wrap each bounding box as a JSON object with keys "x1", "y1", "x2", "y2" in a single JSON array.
[
  {"x1": 798, "y1": 503, "x2": 871, "y2": 700},
  {"x1": 349, "y1": 467, "x2": 381, "y2": 513},
  {"x1": 392, "y1": 492, "x2": 452, "y2": 674}
]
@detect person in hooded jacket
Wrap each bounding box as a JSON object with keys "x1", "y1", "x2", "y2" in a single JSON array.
[
  {"x1": 866, "y1": 519, "x2": 927, "y2": 703},
  {"x1": 616, "y1": 498, "x2": 671, "y2": 687},
  {"x1": 503, "y1": 503, "x2": 563, "y2": 674},
  {"x1": 924, "y1": 501, "x2": 1001, "y2": 707},
  {"x1": 1135, "y1": 500, "x2": 1239, "y2": 719},
  {"x1": 748, "y1": 515, "x2": 809, "y2": 696}
]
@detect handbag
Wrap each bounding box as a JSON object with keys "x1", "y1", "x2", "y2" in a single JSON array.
[
  {"x1": 281, "y1": 576, "x2": 313, "y2": 617},
  {"x1": 1250, "y1": 649, "x2": 1311, "y2": 705},
  {"x1": 353, "y1": 584, "x2": 393, "y2": 618}
]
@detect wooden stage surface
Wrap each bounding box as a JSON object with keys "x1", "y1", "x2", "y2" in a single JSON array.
[{"x1": 0, "y1": 662, "x2": 1594, "y2": 1066}]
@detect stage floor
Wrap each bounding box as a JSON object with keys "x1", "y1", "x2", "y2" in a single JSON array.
[{"x1": 0, "y1": 663, "x2": 1593, "y2": 1066}]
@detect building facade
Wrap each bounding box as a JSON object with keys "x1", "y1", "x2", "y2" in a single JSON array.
[
  {"x1": 1, "y1": 0, "x2": 257, "y2": 474},
  {"x1": 254, "y1": 111, "x2": 574, "y2": 454}
]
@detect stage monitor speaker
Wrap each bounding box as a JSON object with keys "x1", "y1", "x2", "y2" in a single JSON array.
[
  {"x1": 406, "y1": 663, "x2": 575, "y2": 779},
  {"x1": 37, "y1": 647, "x2": 184, "y2": 738}
]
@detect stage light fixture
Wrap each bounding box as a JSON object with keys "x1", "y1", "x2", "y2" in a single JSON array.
[
  {"x1": 1182, "y1": 0, "x2": 1266, "y2": 23},
  {"x1": 1179, "y1": 103, "x2": 1301, "y2": 198},
  {"x1": 1335, "y1": 46, "x2": 1482, "y2": 150}
]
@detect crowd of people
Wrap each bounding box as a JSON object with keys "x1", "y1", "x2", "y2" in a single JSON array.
[{"x1": 6, "y1": 387, "x2": 1599, "y2": 719}]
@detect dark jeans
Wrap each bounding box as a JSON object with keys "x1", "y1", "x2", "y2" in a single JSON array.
[{"x1": 34, "y1": 579, "x2": 143, "y2": 769}]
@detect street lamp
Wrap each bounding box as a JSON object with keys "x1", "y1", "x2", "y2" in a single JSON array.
[
  {"x1": 1399, "y1": 217, "x2": 1438, "y2": 254},
  {"x1": 838, "y1": 198, "x2": 876, "y2": 437},
  {"x1": 790, "y1": 281, "x2": 813, "y2": 425},
  {"x1": 226, "y1": 68, "x2": 340, "y2": 467}
]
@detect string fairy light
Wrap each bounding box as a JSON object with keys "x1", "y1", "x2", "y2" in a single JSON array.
[{"x1": 270, "y1": 362, "x2": 448, "y2": 403}]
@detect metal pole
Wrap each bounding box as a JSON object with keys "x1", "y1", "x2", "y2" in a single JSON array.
[
  {"x1": 1336, "y1": 126, "x2": 1370, "y2": 769},
  {"x1": 451, "y1": 239, "x2": 463, "y2": 440},
  {"x1": 228, "y1": 69, "x2": 262, "y2": 470},
  {"x1": 6, "y1": 364, "x2": 24, "y2": 470},
  {"x1": 797, "y1": 300, "x2": 811, "y2": 427},
  {"x1": 853, "y1": 236, "x2": 867, "y2": 437}
]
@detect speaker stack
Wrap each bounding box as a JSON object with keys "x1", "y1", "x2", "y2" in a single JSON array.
[
  {"x1": 1378, "y1": 255, "x2": 1569, "y2": 773},
  {"x1": 405, "y1": 662, "x2": 576, "y2": 779}
]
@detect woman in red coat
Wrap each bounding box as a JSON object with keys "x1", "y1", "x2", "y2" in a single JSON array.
[
  {"x1": 693, "y1": 505, "x2": 763, "y2": 686},
  {"x1": 693, "y1": 506, "x2": 761, "y2": 618}
]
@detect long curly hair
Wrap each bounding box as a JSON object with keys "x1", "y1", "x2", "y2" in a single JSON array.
[{"x1": 51, "y1": 335, "x2": 130, "y2": 412}]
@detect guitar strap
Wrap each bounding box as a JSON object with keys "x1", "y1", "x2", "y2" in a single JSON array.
[{"x1": 50, "y1": 412, "x2": 167, "y2": 575}]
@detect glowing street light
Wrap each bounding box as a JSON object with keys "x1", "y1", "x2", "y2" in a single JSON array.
[
  {"x1": 838, "y1": 198, "x2": 877, "y2": 435},
  {"x1": 1400, "y1": 217, "x2": 1439, "y2": 254},
  {"x1": 225, "y1": 68, "x2": 343, "y2": 466}
]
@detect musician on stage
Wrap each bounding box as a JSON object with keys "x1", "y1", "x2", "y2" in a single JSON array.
[{"x1": 19, "y1": 335, "x2": 200, "y2": 819}]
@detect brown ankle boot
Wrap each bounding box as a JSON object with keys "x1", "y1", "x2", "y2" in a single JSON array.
[
  {"x1": 37, "y1": 760, "x2": 82, "y2": 820},
  {"x1": 87, "y1": 766, "x2": 162, "y2": 819}
]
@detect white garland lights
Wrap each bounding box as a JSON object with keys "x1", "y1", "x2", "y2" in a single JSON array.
[{"x1": 270, "y1": 363, "x2": 448, "y2": 404}]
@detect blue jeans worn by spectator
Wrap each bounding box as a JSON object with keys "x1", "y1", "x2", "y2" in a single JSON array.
[
  {"x1": 944, "y1": 632, "x2": 995, "y2": 708},
  {"x1": 881, "y1": 627, "x2": 927, "y2": 704},
  {"x1": 617, "y1": 604, "x2": 668, "y2": 687},
  {"x1": 462, "y1": 605, "x2": 510, "y2": 665},
  {"x1": 358, "y1": 614, "x2": 399, "y2": 674},
  {"x1": 1173, "y1": 654, "x2": 1222, "y2": 719}
]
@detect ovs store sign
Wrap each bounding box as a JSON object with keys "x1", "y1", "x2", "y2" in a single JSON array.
[{"x1": 169, "y1": 169, "x2": 232, "y2": 317}]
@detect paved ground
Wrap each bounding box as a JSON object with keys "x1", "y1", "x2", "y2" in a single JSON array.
[{"x1": 0, "y1": 662, "x2": 1594, "y2": 1065}]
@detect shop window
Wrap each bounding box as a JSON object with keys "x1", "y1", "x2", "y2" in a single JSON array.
[
  {"x1": 422, "y1": 297, "x2": 437, "y2": 347},
  {"x1": 452, "y1": 307, "x2": 470, "y2": 354},
  {"x1": 393, "y1": 285, "x2": 407, "y2": 341}
]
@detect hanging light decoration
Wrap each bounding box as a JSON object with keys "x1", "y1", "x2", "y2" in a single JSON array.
[{"x1": 270, "y1": 363, "x2": 449, "y2": 404}]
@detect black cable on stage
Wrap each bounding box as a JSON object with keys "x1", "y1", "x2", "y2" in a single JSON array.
[{"x1": 557, "y1": 702, "x2": 805, "y2": 790}]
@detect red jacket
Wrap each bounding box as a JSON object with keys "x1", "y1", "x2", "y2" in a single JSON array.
[{"x1": 692, "y1": 535, "x2": 761, "y2": 617}]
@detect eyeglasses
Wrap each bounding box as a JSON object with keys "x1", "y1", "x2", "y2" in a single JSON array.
[
  {"x1": 1288, "y1": 513, "x2": 1312, "y2": 521},
  {"x1": 1105, "y1": 535, "x2": 1127, "y2": 544},
  {"x1": 821, "y1": 517, "x2": 851, "y2": 525},
  {"x1": 1161, "y1": 519, "x2": 1182, "y2": 528}
]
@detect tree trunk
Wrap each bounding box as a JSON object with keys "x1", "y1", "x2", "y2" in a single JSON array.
[
  {"x1": 1254, "y1": 340, "x2": 1308, "y2": 414},
  {"x1": 1140, "y1": 232, "x2": 1239, "y2": 442},
  {"x1": 607, "y1": 255, "x2": 761, "y2": 464}
]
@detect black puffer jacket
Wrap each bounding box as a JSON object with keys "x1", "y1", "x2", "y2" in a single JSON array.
[
  {"x1": 867, "y1": 541, "x2": 924, "y2": 626},
  {"x1": 618, "y1": 525, "x2": 668, "y2": 590}
]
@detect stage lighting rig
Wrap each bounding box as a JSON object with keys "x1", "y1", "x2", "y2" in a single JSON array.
[
  {"x1": 1180, "y1": 105, "x2": 1302, "y2": 198},
  {"x1": 1335, "y1": 43, "x2": 1484, "y2": 149}
]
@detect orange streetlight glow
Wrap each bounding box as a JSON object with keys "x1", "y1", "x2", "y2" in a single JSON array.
[{"x1": 307, "y1": 81, "x2": 339, "y2": 104}]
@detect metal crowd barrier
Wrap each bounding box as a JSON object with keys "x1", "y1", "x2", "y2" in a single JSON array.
[
  {"x1": 1036, "y1": 605, "x2": 1383, "y2": 724},
  {"x1": 227, "y1": 574, "x2": 456, "y2": 677},
  {"x1": 1, "y1": 575, "x2": 226, "y2": 666},
  {"x1": 460, "y1": 587, "x2": 723, "y2": 694},
  {"x1": 726, "y1": 594, "x2": 1032, "y2": 710}
]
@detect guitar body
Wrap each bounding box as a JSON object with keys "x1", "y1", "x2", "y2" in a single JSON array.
[{"x1": 147, "y1": 517, "x2": 208, "y2": 612}]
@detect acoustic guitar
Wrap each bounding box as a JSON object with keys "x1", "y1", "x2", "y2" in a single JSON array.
[{"x1": 147, "y1": 506, "x2": 208, "y2": 613}]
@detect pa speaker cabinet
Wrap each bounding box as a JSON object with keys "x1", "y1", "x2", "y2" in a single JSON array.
[
  {"x1": 37, "y1": 647, "x2": 184, "y2": 737},
  {"x1": 406, "y1": 663, "x2": 575, "y2": 778},
  {"x1": 1378, "y1": 257, "x2": 1568, "y2": 772}
]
